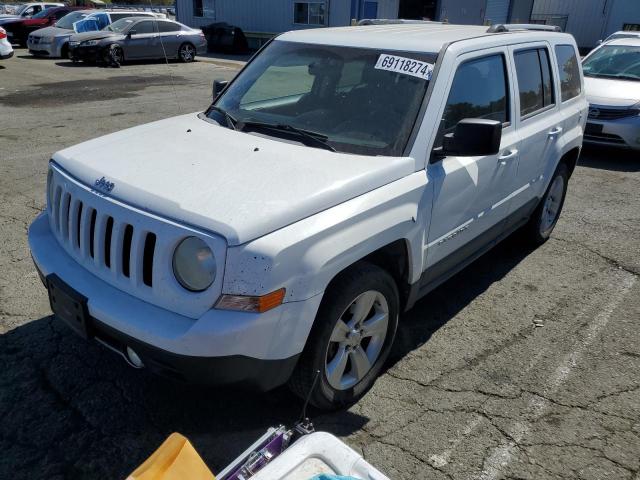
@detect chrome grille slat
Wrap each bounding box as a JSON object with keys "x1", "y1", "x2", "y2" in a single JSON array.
[
  {"x1": 79, "y1": 206, "x2": 92, "y2": 259},
  {"x1": 129, "y1": 228, "x2": 147, "y2": 287},
  {"x1": 93, "y1": 213, "x2": 108, "y2": 268},
  {"x1": 109, "y1": 220, "x2": 125, "y2": 276}
]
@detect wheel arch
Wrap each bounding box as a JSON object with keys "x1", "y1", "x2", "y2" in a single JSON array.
[{"x1": 560, "y1": 146, "x2": 580, "y2": 178}]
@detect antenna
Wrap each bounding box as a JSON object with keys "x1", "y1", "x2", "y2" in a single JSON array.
[
  {"x1": 299, "y1": 369, "x2": 321, "y2": 424},
  {"x1": 149, "y1": 0, "x2": 183, "y2": 113}
]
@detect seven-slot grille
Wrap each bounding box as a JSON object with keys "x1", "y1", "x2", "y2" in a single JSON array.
[
  {"x1": 49, "y1": 175, "x2": 157, "y2": 290},
  {"x1": 46, "y1": 164, "x2": 227, "y2": 319},
  {"x1": 28, "y1": 35, "x2": 40, "y2": 45},
  {"x1": 588, "y1": 106, "x2": 640, "y2": 120}
]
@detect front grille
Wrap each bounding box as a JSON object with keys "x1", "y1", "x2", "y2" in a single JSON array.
[
  {"x1": 29, "y1": 36, "x2": 40, "y2": 45},
  {"x1": 46, "y1": 164, "x2": 227, "y2": 319},
  {"x1": 588, "y1": 106, "x2": 639, "y2": 120},
  {"x1": 50, "y1": 179, "x2": 156, "y2": 289}
]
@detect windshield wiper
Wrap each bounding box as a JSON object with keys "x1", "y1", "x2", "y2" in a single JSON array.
[
  {"x1": 237, "y1": 121, "x2": 336, "y2": 152},
  {"x1": 585, "y1": 72, "x2": 640, "y2": 81},
  {"x1": 209, "y1": 106, "x2": 237, "y2": 130}
]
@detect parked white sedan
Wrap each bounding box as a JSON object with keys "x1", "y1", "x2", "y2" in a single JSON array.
[
  {"x1": 582, "y1": 38, "x2": 640, "y2": 150},
  {"x1": 0, "y1": 26, "x2": 13, "y2": 59}
]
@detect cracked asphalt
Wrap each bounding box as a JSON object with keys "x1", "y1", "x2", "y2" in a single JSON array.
[{"x1": 1, "y1": 51, "x2": 639, "y2": 480}]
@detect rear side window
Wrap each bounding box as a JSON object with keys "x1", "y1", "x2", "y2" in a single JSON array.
[
  {"x1": 159, "y1": 22, "x2": 181, "y2": 32},
  {"x1": 53, "y1": 9, "x2": 68, "y2": 20},
  {"x1": 555, "y1": 45, "x2": 581, "y2": 101},
  {"x1": 514, "y1": 48, "x2": 555, "y2": 118},
  {"x1": 439, "y1": 54, "x2": 509, "y2": 136}
]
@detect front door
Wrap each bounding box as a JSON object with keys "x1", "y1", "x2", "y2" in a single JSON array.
[
  {"x1": 423, "y1": 48, "x2": 519, "y2": 287},
  {"x1": 125, "y1": 20, "x2": 161, "y2": 59}
]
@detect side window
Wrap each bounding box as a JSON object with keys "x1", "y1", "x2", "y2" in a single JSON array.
[
  {"x1": 439, "y1": 54, "x2": 509, "y2": 139},
  {"x1": 159, "y1": 22, "x2": 181, "y2": 33},
  {"x1": 134, "y1": 21, "x2": 158, "y2": 34},
  {"x1": 54, "y1": 9, "x2": 68, "y2": 20},
  {"x1": 554, "y1": 45, "x2": 581, "y2": 101},
  {"x1": 514, "y1": 48, "x2": 555, "y2": 118}
]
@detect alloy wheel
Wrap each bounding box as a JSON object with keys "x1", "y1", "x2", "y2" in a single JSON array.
[{"x1": 325, "y1": 290, "x2": 389, "y2": 390}]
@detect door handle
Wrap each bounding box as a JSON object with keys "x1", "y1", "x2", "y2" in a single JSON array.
[
  {"x1": 548, "y1": 126, "x2": 563, "y2": 137},
  {"x1": 498, "y1": 149, "x2": 518, "y2": 165}
]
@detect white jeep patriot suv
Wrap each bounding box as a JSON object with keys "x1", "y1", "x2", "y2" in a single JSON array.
[{"x1": 28, "y1": 22, "x2": 587, "y2": 409}]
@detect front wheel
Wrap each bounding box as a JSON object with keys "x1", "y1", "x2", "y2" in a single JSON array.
[
  {"x1": 522, "y1": 162, "x2": 569, "y2": 245},
  {"x1": 178, "y1": 42, "x2": 195, "y2": 63},
  {"x1": 289, "y1": 262, "x2": 399, "y2": 410}
]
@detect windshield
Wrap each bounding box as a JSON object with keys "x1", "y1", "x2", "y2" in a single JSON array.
[
  {"x1": 583, "y1": 45, "x2": 640, "y2": 81},
  {"x1": 106, "y1": 17, "x2": 135, "y2": 33},
  {"x1": 209, "y1": 41, "x2": 437, "y2": 156},
  {"x1": 15, "y1": 4, "x2": 28, "y2": 15},
  {"x1": 56, "y1": 11, "x2": 88, "y2": 29},
  {"x1": 32, "y1": 7, "x2": 53, "y2": 19}
]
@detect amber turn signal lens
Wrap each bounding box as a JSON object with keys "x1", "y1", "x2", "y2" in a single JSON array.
[{"x1": 216, "y1": 288, "x2": 286, "y2": 313}]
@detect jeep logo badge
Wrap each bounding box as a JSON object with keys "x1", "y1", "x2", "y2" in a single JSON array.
[
  {"x1": 94, "y1": 176, "x2": 115, "y2": 193},
  {"x1": 589, "y1": 108, "x2": 600, "y2": 118}
]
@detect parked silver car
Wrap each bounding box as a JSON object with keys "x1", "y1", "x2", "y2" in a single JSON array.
[
  {"x1": 27, "y1": 10, "x2": 160, "y2": 58},
  {"x1": 582, "y1": 38, "x2": 640, "y2": 150},
  {"x1": 68, "y1": 17, "x2": 206, "y2": 64}
]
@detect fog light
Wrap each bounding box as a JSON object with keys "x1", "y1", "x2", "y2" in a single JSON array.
[{"x1": 126, "y1": 346, "x2": 144, "y2": 368}]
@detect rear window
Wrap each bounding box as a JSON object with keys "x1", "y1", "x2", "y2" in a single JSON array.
[
  {"x1": 514, "y1": 48, "x2": 555, "y2": 118},
  {"x1": 555, "y1": 45, "x2": 581, "y2": 101}
]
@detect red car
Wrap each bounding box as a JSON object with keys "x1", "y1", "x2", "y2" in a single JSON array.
[{"x1": 3, "y1": 6, "x2": 83, "y2": 46}]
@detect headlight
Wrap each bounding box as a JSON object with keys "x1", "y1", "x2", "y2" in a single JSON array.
[
  {"x1": 172, "y1": 237, "x2": 216, "y2": 291},
  {"x1": 41, "y1": 36, "x2": 53, "y2": 44},
  {"x1": 81, "y1": 40, "x2": 99, "y2": 46},
  {"x1": 69, "y1": 41, "x2": 79, "y2": 47}
]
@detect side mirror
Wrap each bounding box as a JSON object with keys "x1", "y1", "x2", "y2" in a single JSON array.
[
  {"x1": 440, "y1": 118, "x2": 502, "y2": 157},
  {"x1": 212, "y1": 79, "x2": 228, "y2": 100},
  {"x1": 126, "y1": 30, "x2": 136, "y2": 38}
]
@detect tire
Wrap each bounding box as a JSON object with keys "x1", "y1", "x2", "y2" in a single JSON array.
[
  {"x1": 109, "y1": 44, "x2": 124, "y2": 65},
  {"x1": 178, "y1": 42, "x2": 195, "y2": 63},
  {"x1": 521, "y1": 162, "x2": 569, "y2": 245},
  {"x1": 288, "y1": 262, "x2": 399, "y2": 410}
]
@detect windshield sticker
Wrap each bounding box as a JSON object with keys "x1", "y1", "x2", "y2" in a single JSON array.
[{"x1": 374, "y1": 54, "x2": 434, "y2": 80}]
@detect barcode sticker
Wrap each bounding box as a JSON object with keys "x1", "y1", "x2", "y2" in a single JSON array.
[{"x1": 374, "y1": 54, "x2": 434, "y2": 80}]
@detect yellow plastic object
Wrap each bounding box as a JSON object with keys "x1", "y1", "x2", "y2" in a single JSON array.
[{"x1": 126, "y1": 433, "x2": 216, "y2": 480}]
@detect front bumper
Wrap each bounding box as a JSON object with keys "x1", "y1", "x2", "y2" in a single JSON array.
[
  {"x1": 68, "y1": 43, "x2": 102, "y2": 62},
  {"x1": 29, "y1": 212, "x2": 323, "y2": 389},
  {"x1": 0, "y1": 49, "x2": 12, "y2": 59},
  {"x1": 27, "y1": 38, "x2": 55, "y2": 56},
  {"x1": 584, "y1": 115, "x2": 640, "y2": 150}
]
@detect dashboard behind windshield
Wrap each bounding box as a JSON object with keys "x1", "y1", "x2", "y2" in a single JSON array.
[{"x1": 209, "y1": 41, "x2": 437, "y2": 156}]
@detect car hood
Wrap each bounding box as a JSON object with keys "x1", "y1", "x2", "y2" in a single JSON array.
[
  {"x1": 584, "y1": 76, "x2": 640, "y2": 107},
  {"x1": 69, "y1": 30, "x2": 116, "y2": 42},
  {"x1": 0, "y1": 17, "x2": 20, "y2": 26},
  {"x1": 52, "y1": 113, "x2": 416, "y2": 246},
  {"x1": 0, "y1": 14, "x2": 20, "y2": 21},
  {"x1": 31, "y1": 25, "x2": 70, "y2": 37}
]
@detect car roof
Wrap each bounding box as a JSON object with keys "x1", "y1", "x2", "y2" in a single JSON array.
[
  {"x1": 279, "y1": 23, "x2": 573, "y2": 53},
  {"x1": 605, "y1": 37, "x2": 640, "y2": 46}
]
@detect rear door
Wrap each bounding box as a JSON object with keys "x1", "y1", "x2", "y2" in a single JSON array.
[
  {"x1": 504, "y1": 43, "x2": 565, "y2": 228},
  {"x1": 423, "y1": 48, "x2": 520, "y2": 287},
  {"x1": 157, "y1": 20, "x2": 181, "y2": 57}
]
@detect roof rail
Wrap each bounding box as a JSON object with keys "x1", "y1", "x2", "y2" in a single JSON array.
[
  {"x1": 357, "y1": 18, "x2": 446, "y2": 26},
  {"x1": 487, "y1": 23, "x2": 561, "y2": 33}
]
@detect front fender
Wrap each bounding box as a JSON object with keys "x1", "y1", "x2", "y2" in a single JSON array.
[{"x1": 223, "y1": 171, "x2": 429, "y2": 303}]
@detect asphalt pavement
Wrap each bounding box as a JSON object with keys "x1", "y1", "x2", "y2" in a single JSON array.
[{"x1": 1, "y1": 50, "x2": 639, "y2": 480}]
